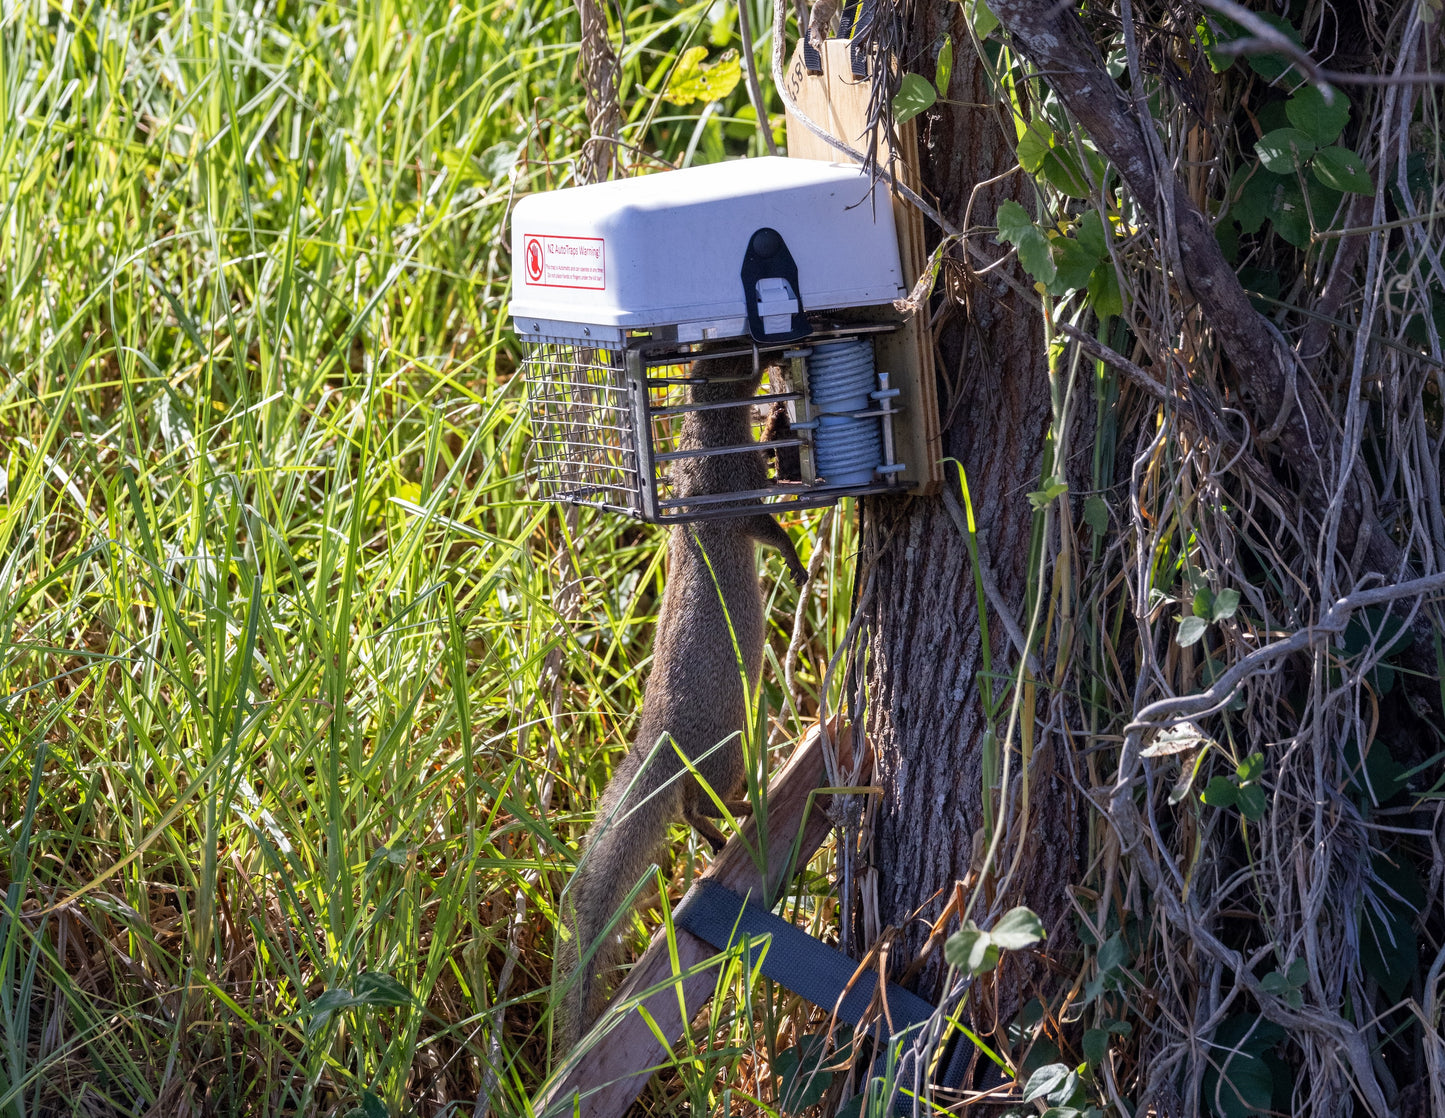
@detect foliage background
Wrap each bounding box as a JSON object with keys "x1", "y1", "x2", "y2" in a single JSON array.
[
  {"x1": 5, "y1": 0, "x2": 1445, "y2": 1116},
  {"x1": 0, "y1": 1, "x2": 843, "y2": 1113}
]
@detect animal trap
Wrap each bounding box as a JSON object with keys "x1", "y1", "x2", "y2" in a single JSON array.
[{"x1": 512, "y1": 157, "x2": 936, "y2": 522}]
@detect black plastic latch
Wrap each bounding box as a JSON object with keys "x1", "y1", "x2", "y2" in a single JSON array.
[{"x1": 740, "y1": 227, "x2": 811, "y2": 343}]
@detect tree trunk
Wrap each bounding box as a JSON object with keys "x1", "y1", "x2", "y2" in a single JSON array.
[{"x1": 862, "y1": 0, "x2": 1078, "y2": 1010}]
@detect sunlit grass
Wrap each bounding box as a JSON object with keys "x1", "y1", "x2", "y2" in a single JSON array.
[{"x1": 0, "y1": 0, "x2": 849, "y2": 1113}]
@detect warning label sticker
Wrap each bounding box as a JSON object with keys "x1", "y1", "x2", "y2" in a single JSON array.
[{"x1": 521, "y1": 234, "x2": 606, "y2": 290}]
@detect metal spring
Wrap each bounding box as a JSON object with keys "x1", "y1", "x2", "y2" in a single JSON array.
[{"x1": 806, "y1": 338, "x2": 883, "y2": 487}]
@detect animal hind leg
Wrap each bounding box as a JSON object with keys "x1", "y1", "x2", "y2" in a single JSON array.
[{"x1": 681, "y1": 800, "x2": 730, "y2": 854}]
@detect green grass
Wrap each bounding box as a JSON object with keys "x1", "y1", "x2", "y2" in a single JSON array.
[{"x1": 0, "y1": 1, "x2": 848, "y2": 1113}]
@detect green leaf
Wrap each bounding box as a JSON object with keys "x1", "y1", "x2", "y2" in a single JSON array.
[
  {"x1": 1235, "y1": 752, "x2": 1264, "y2": 783},
  {"x1": 1083, "y1": 1027, "x2": 1111, "y2": 1067},
  {"x1": 1286, "y1": 84, "x2": 1350, "y2": 145},
  {"x1": 310, "y1": 988, "x2": 361, "y2": 1014},
  {"x1": 1077, "y1": 210, "x2": 1109, "y2": 257},
  {"x1": 775, "y1": 1034, "x2": 835, "y2": 1112},
  {"x1": 965, "y1": 0, "x2": 1000, "y2": 39},
  {"x1": 1087, "y1": 262, "x2": 1122, "y2": 320},
  {"x1": 944, "y1": 921, "x2": 996, "y2": 974},
  {"x1": 1255, "y1": 127, "x2": 1316, "y2": 173},
  {"x1": 1201, "y1": 1015, "x2": 1285, "y2": 1118},
  {"x1": 936, "y1": 36, "x2": 954, "y2": 96},
  {"x1": 1177, "y1": 615, "x2": 1208, "y2": 647},
  {"x1": 1037, "y1": 147, "x2": 1091, "y2": 199},
  {"x1": 1192, "y1": 588, "x2": 1215, "y2": 620},
  {"x1": 1201, "y1": 775, "x2": 1239, "y2": 808},
  {"x1": 1312, "y1": 145, "x2": 1373, "y2": 194},
  {"x1": 1344, "y1": 736, "x2": 1408, "y2": 806},
  {"x1": 996, "y1": 200, "x2": 1056, "y2": 284},
  {"x1": 1196, "y1": 17, "x2": 1231, "y2": 72},
  {"x1": 1017, "y1": 123, "x2": 1093, "y2": 198},
  {"x1": 895, "y1": 72, "x2": 937, "y2": 125},
  {"x1": 1050, "y1": 235, "x2": 1100, "y2": 294},
  {"x1": 1097, "y1": 932, "x2": 1128, "y2": 975},
  {"x1": 1260, "y1": 970, "x2": 1303, "y2": 1008},
  {"x1": 1235, "y1": 783, "x2": 1267, "y2": 821},
  {"x1": 1227, "y1": 166, "x2": 1274, "y2": 235},
  {"x1": 991, "y1": 906, "x2": 1047, "y2": 949},
  {"x1": 1241, "y1": 13, "x2": 1307, "y2": 85},
  {"x1": 664, "y1": 47, "x2": 742, "y2": 106},
  {"x1": 1083, "y1": 495, "x2": 1110, "y2": 534},
  {"x1": 1342, "y1": 607, "x2": 1414, "y2": 659},
  {"x1": 353, "y1": 972, "x2": 415, "y2": 1007},
  {"x1": 1272, "y1": 180, "x2": 1312, "y2": 247},
  {"x1": 1046, "y1": 1069, "x2": 1085, "y2": 1108},
  {"x1": 1016, "y1": 123, "x2": 1055, "y2": 174},
  {"x1": 1285, "y1": 957, "x2": 1309, "y2": 986},
  {"x1": 1028, "y1": 478, "x2": 1069, "y2": 509},
  {"x1": 1212, "y1": 587, "x2": 1241, "y2": 622},
  {"x1": 1024, "y1": 1064, "x2": 1073, "y2": 1104}
]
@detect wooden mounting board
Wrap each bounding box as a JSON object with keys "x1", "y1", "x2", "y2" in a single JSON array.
[
  {"x1": 784, "y1": 39, "x2": 943, "y2": 497},
  {"x1": 533, "y1": 723, "x2": 863, "y2": 1118}
]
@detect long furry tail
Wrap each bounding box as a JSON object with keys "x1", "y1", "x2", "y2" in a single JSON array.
[{"x1": 557, "y1": 748, "x2": 676, "y2": 1055}]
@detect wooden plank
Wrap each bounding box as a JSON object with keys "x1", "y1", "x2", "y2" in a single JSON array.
[
  {"x1": 534, "y1": 722, "x2": 861, "y2": 1118},
  {"x1": 783, "y1": 40, "x2": 943, "y2": 497}
]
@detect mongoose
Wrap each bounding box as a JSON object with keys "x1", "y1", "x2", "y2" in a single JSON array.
[
  {"x1": 558, "y1": 353, "x2": 808, "y2": 1051},
  {"x1": 763, "y1": 399, "x2": 803, "y2": 483}
]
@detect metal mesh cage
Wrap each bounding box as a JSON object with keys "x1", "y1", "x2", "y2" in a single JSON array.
[
  {"x1": 520, "y1": 324, "x2": 905, "y2": 522},
  {"x1": 522, "y1": 338, "x2": 642, "y2": 516},
  {"x1": 644, "y1": 356, "x2": 795, "y2": 518}
]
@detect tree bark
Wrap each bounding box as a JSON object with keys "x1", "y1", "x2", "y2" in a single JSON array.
[{"x1": 861, "y1": 0, "x2": 1079, "y2": 1007}]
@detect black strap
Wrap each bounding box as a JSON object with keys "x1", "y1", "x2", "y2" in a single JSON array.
[{"x1": 673, "y1": 880, "x2": 976, "y2": 1101}]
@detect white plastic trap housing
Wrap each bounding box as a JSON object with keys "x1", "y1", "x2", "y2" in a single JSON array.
[
  {"x1": 511, "y1": 158, "x2": 905, "y2": 344},
  {"x1": 510, "y1": 158, "x2": 913, "y2": 523}
]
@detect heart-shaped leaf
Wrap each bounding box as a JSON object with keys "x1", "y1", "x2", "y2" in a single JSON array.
[
  {"x1": 1212, "y1": 587, "x2": 1241, "y2": 622},
  {"x1": 1017, "y1": 123, "x2": 1055, "y2": 174},
  {"x1": 944, "y1": 922, "x2": 998, "y2": 974},
  {"x1": 894, "y1": 72, "x2": 937, "y2": 125},
  {"x1": 1201, "y1": 775, "x2": 1239, "y2": 808},
  {"x1": 1177, "y1": 615, "x2": 1208, "y2": 647},
  {"x1": 990, "y1": 906, "x2": 1046, "y2": 949},
  {"x1": 1087, "y1": 262, "x2": 1123, "y2": 319},
  {"x1": 1312, "y1": 145, "x2": 1373, "y2": 194},
  {"x1": 1286, "y1": 84, "x2": 1350, "y2": 145},
  {"x1": 663, "y1": 47, "x2": 741, "y2": 106},
  {"x1": 1083, "y1": 495, "x2": 1110, "y2": 534},
  {"x1": 1255, "y1": 127, "x2": 1316, "y2": 173},
  {"x1": 965, "y1": 0, "x2": 1000, "y2": 38},
  {"x1": 996, "y1": 200, "x2": 1056, "y2": 285},
  {"x1": 1024, "y1": 1063, "x2": 1073, "y2": 1104}
]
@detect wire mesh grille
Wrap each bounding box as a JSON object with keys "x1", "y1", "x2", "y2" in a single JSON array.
[
  {"x1": 522, "y1": 339, "x2": 641, "y2": 515},
  {"x1": 645, "y1": 357, "x2": 788, "y2": 515},
  {"x1": 520, "y1": 330, "x2": 902, "y2": 522}
]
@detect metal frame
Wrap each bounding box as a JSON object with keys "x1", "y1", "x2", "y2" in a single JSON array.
[{"x1": 523, "y1": 319, "x2": 906, "y2": 523}]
